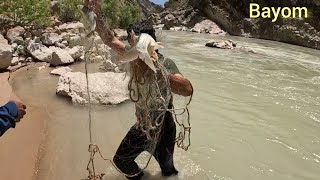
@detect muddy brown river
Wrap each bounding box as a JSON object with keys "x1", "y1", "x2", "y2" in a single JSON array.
[{"x1": 11, "y1": 31, "x2": 320, "y2": 180}]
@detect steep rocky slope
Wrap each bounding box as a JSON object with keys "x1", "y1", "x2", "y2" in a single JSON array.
[
  {"x1": 162, "y1": 0, "x2": 320, "y2": 50},
  {"x1": 128, "y1": 0, "x2": 163, "y2": 17},
  {"x1": 186, "y1": 0, "x2": 320, "y2": 49},
  {"x1": 136, "y1": 0, "x2": 163, "y2": 16}
]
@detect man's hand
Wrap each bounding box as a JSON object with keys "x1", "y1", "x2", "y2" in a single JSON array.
[
  {"x1": 83, "y1": 0, "x2": 126, "y2": 55},
  {"x1": 12, "y1": 100, "x2": 26, "y2": 123}
]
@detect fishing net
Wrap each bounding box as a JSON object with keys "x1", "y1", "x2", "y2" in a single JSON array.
[{"x1": 79, "y1": 5, "x2": 193, "y2": 180}]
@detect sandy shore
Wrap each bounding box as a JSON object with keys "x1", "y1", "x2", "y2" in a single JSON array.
[{"x1": 0, "y1": 71, "x2": 45, "y2": 180}]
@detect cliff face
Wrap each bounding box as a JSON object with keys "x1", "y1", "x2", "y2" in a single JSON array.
[
  {"x1": 182, "y1": 0, "x2": 320, "y2": 49},
  {"x1": 130, "y1": 0, "x2": 163, "y2": 17}
]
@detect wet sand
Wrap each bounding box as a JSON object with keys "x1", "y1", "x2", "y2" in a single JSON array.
[{"x1": 0, "y1": 71, "x2": 46, "y2": 180}]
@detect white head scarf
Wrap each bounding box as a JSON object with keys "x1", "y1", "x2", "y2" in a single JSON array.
[{"x1": 119, "y1": 33, "x2": 164, "y2": 72}]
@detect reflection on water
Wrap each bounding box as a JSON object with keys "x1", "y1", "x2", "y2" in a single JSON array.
[{"x1": 11, "y1": 31, "x2": 320, "y2": 180}]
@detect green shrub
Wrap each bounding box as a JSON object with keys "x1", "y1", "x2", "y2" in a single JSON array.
[
  {"x1": 101, "y1": 0, "x2": 142, "y2": 29},
  {"x1": 56, "y1": 0, "x2": 142, "y2": 28},
  {"x1": 0, "y1": 0, "x2": 50, "y2": 28},
  {"x1": 58, "y1": 0, "x2": 82, "y2": 22},
  {"x1": 119, "y1": 2, "x2": 141, "y2": 29},
  {"x1": 101, "y1": 0, "x2": 120, "y2": 28}
]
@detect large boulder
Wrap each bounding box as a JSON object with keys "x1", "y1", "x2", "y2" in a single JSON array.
[
  {"x1": 41, "y1": 32, "x2": 62, "y2": 46},
  {"x1": 0, "y1": 35, "x2": 13, "y2": 69},
  {"x1": 56, "y1": 72, "x2": 129, "y2": 105},
  {"x1": 6, "y1": 26, "x2": 25, "y2": 44},
  {"x1": 164, "y1": 14, "x2": 178, "y2": 29},
  {"x1": 50, "y1": 49, "x2": 74, "y2": 66},
  {"x1": 191, "y1": 20, "x2": 225, "y2": 34},
  {"x1": 27, "y1": 39, "x2": 53, "y2": 62}
]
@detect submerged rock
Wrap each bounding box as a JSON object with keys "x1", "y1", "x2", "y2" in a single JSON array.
[
  {"x1": 6, "y1": 26, "x2": 25, "y2": 43},
  {"x1": 206, "y1": 39, "x2": 237, "y2": 49},
  {"x1": 170, "y1": 26, "x2": 188, "y2": 31},
  {"x1": 41, "y1": 32, "x2": 62, "y2": 46},
  {"x1": 238, "y1": 46, "x2": 258, "y2": 54},
  {"x1": 56, "y1": 72, "x2": 129, "y2": 105},
  {"x1": 38, "y1": 65, "x2": 46, "y2": 71}
]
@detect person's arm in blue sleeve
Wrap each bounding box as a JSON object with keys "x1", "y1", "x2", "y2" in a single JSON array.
[{"x1": 0, "y1": 101, "x2": 19, "y2": 137}]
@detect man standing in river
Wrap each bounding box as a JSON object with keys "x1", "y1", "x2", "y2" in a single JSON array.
[{"x1": 83, "y1": 1, "x2": 193, "y2": 179}]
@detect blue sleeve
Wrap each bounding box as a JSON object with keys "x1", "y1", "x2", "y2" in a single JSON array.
[{"x1": 0, "y1": 101, "x2": 18, "y2": 136}]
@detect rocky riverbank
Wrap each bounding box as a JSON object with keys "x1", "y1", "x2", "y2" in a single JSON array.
[
  {"x1": 0, "y1": 17, "x2": 132, "y2": 104},
  {"x1": 0, "y1": 21, "x2": 125, "y2": 71}
]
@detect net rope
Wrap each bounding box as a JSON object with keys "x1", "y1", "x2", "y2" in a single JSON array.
[{"x1": 81, "y1": 9, "x2": 193, "y2": 180}]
